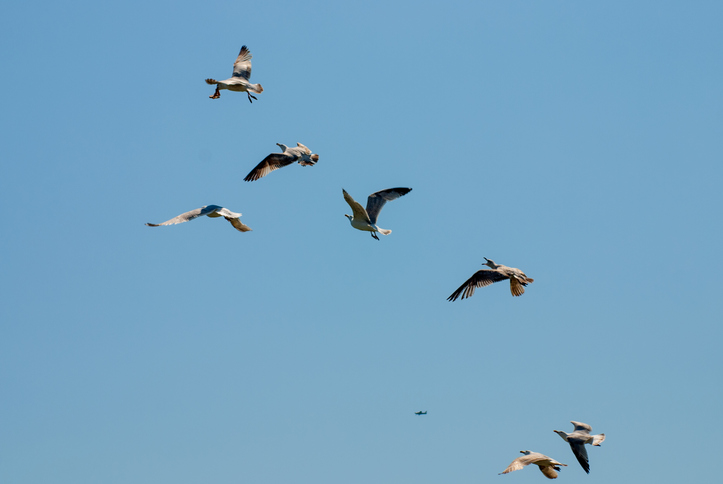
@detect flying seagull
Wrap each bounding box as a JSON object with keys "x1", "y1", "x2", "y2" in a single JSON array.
[
  {"x1": 414, "y1": 411, "x2": 427, "y2": 415},
  {"x1": 244, "y1": 143, "x2": 320, "y2": 182},
  {"x1": 205, "y1": 45, "x2": 264, "y2": 102},
  {"x1": 146, "y1": 205, "x2": 252, "y2": 233},
  {"x1": 553, "y1": 421, "x2": 605, "y2": 474},
  {"x1": 499, "y1": 451, "x2": 567, "y2": 480},
  {"x1": 342, "y1": 188, "x2": 412, "y2": 240},
  {"x1": 447, "y1": 257, "x2": 533, "y2": 300}
]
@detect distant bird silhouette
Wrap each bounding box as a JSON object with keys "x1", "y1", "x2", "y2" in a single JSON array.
[
  {"x1": 205, "y1": 45, "x2": 263, "y2": 102},
  {"x1": 553, "y1": 421, "x2": 605, "y2": 474},
  {"x1": 146, "y1": 205, "x2": 251, "y2": 233},
  {"x1": 342, "y1": 188, "x2": 412, "y2": 240},
  {"x1": 447, "y1": 257, "x2": 533, "y2": 300},
  {"x1": 244, "y1": 143, "x2": 319, "y2": 182},
  {"x1": 414, "y1": 411, "x2": 427, "y2": 415},
  {"x1": 499, "y1": 451, "x2": 567, "y2": 479}
]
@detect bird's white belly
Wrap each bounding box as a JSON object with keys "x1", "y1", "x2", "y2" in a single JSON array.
[
  {"x1": 351, "y1": 220, "x2": 376, "y2": 232},
  {"x1": 218, "y1": 78, "x2": 249, "y2": 91}
]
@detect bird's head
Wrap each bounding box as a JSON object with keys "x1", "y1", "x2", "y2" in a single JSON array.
[
  {"x1": 276, "y1": 143, "x2": 288, "y2": 152},
  {"x1": 311, "y1": 154, "x2": 320, "y2": 162},
  {"x1": 344, "y1": 214, "x2": 352, "y2": 222},
  {"x1": 520, "y1": 450, "x2": 532, "y2": 455},
  {"x1": 483, "y1": 257, "x2": 497, "y2": 268}
]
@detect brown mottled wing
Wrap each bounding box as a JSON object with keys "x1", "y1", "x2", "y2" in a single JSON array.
[
  {"x1": 146, "y1": 205, "x2": 220, "y2": 227},
  {"x1": 365, "y1": 187, "x2": 412, "y2": 224},
  {"x1": 232, "y1": 45, "x2": 253, "y2": 79},
  {"x1": 447, "y1": 270, "x2": 508, "y2": 301},
  {"x1": 539, "y1": 466, "x2": 559, "y2": 479},
  {"x1": 499, "y1": 455, "x2": 529, "y2": 475},
  {"x1": 226, "y1": 217, "x2": 252, "y2": 232},
  {"x1": 244, "y1": 152, "x2": 299, "y2": 182}
]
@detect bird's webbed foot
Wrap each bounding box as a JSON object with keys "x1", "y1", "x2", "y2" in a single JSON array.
[
  {"x1": 247, "y1": 92, "x2": 257, "y2": 103},
  {"x1": 371, "y1": 232, "x2": 380, "y2": 241},
  {"x1": 210, "y1": 88, "x2": 220, "y2": 99}
]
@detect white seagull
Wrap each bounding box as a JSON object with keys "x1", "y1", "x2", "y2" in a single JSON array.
[
  {"x1": 244, "y1": 143, "x2": 320, "y2": 182},
  {"x1": 205, "y1": 45, "x2": 264, "y2": 102},
  {"x1": 447, "y1": 257, "x2": 533, "y2": 300},
  {"x1": 342, "y1": 187, "x2": 412, "y2": 240},
  {"x1": 499, "y1": 451, "x2": 567, "y2": 480},
  {"x1": 146, "y1": 205, "x2": 252, "y2": 233},
  {"x1": 553, "y1": 421, "x2": 605, "y2": 474}
]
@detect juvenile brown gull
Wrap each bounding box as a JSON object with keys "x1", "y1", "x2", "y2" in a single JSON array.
[
  {"x1": 447, "y1": 257, "x2": 533, "y2": 300},
  {"x1": 146, "y1": 205, "x2": 251, "y2": 232},
  {"x1": 499, "y1": 451, "x2": 567, "y2": 479},
  {"x1": 244, "y1": 143, "x2": 319, "y2": 182}
]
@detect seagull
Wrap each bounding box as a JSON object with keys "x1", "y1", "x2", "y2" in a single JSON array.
[
  {"x1": 499, "y1": 451, "x2": 567, "y2": 480},
  {"x1": 205, "y1": 45, "x2": 264, "y2": 102},
  {"x1": 244, "y1": 143, "x2": 320, "y2": 182},
  {"x1": 146, "y1": 205, "x2": 252, "y2": 232},
  {"x1": 342, "y1": 188, "x2": 412, "y2": 240},
  {"x1": 553, "y1": 421, "x2": 605, "y2": 474},
  {"x1": 414, "y1": 411, "x2": 427, "y2": 415},
  {"x1": 447, "y1": 257, "x2": 533, "y2": 300}
]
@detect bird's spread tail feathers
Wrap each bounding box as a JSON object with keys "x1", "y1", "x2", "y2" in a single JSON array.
[
  {"x1": 378, "y1": 228, "x2": 392, "y2": 236},
  {"x1": 205, "y1": 78, "x2": 218, "y2": 85},
  {"x1": 250, "y1": 83, "x2": 264, "y2": 93},
  {"x1": 510, "y1": 278, "x2": 526, "y2": 297}
]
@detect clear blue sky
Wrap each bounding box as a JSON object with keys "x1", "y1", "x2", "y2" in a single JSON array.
[{"x1": 2, "y1": 1, "x2": 722, "y2": 483}]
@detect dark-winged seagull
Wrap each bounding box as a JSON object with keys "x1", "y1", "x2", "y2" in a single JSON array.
[
  {"x1": 499, "y1": 451, "x2": 567, "y2": 480},
  {"x1": 205, "y1": 45, "x2": 264, "y2": 103},
  {"x1": 244, "y1": 143, "x2": 319, "y2": 182},
  {"x1": 146, "y1": 205, "x2": 252, "y2": 233},
  {"x1": 414, "y1": 411, "x2": 427, "y2": 415},
  {"x1": 553, "y1": 421, "x2": 605, "y2": 474},
  {"x1": 342, "y1": 188, "x2": 412, "y2": 240},
  {"x1": 447, "y1": 257, "x2": 533, "y2": 300}
]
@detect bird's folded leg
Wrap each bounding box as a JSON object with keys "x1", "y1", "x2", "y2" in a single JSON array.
[
  {"x1": 371, "y1": 232, "x2": 379, "y2": 240},
  {"x1": 247, "y1": 92, "x2": 257, "y2": 103}
]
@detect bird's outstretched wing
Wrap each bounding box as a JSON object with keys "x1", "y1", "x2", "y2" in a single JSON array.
[
  {"x1": 539, "y1": 465, "x2": 560, "y2": 479},
  {"x1": 343, "y1": 189, "x2": 371, "y2": 223},
  {"x1": 499, "y1": 456, "x2": 528, "y2": 475},
  {"x1": 232, "y1": 45, "x2": 253, "y2": 79},
  {"x1": 365, "y1": 187, "x2": 412, "y2": 224},
  {"x1": 226, "y1": 217, "x2": 252, "y2": 232},
  {"x1": 244, "y1": 152, "x2": 299, "y2": 182},
  {"x1": 212, "y1": 207, "x2": 252, "y2": 232},
  {"x1": 568, "y1": 440, "x2": 590, "y2": 474},
  {"x1": 447, "y1": 270, "x2": 509, "y2": 301},
  {"x1": 146, "y1": 205, "x2": 221, "y2": 227}
]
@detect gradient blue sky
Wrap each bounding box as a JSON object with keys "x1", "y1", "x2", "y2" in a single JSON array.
[{"x1": 2, "y1": 1, "x2": 722, "y2": 483}]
